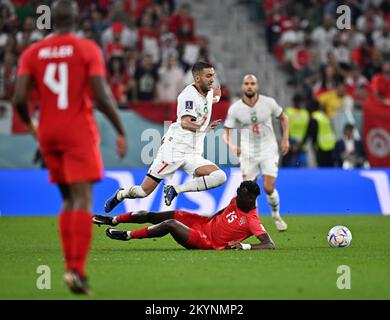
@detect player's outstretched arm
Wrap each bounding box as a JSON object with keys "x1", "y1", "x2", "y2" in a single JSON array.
[
  {"x1": 228, "y1": 234, "x2": 275, "y2": 250},
  {"x1": 91, "y1": 76, "x2": 127, "y2": 158},
  {"x1": 13, "y1": 75, "x2": 37, "y2": 138}
]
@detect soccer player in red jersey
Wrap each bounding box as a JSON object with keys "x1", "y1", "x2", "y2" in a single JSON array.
[
  {"x1": 13, "y1": 0, "x2": 127, "y2": 295},
  {"x1": 93, "y1": 181, "x2": 275, "y2": 250}
]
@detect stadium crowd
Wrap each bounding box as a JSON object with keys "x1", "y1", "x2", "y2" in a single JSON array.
[
  {"x1": 1, "y1": 0, "x2": 386, "y2": 168},
  {"x1": 261, "y1": 0, "x2": 390, "y2": 167},
  {"x1": 0, "y1": 0, "x2": 230, "y2": 133}
]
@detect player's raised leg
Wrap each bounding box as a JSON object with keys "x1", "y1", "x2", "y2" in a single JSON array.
[
  {"x1": 106, "y1": 219, "x2": 191, "y2": 248},
  {"x1": 263, "y1": 175, "x2": 287, "y2": 231},
  {"x1": 104, "y1": 175, "x2": 160, "y2": 212},
  {"x1": 164, "y1": 163, "x2": 227, "y2": 206}
]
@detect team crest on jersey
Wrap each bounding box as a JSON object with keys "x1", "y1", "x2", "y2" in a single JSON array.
[
  {"x1": 185, "y1": 101, "x2": 193, "y2": 110},
  {"x1": 239, "y1": 217, "x2": 247, "y2": 226}
]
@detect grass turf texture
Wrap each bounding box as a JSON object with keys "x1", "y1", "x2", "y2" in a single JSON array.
[{"x1": 0, "y1": 215, "x2": 389, "y2": 300}]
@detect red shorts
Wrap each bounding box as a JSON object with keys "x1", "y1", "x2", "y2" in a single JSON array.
[
  {"x1": 174, "y1": 210, "x2": 214, "y2": 250},
  {"x1": 40, "y1": 140, "x2": 103, "y2": 184}
]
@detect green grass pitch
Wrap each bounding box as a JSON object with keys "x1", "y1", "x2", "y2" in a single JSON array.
[{"x1": 0, "y1": 215, "x2": 389, "y2": 300}]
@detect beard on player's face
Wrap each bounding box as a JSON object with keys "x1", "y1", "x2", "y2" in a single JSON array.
[
  {"x1": 244, "y1": 90, "x2": 256, "y2": 98},
  {"x1": 199, "y1": 79, "x2": 211, "y2": 92}
]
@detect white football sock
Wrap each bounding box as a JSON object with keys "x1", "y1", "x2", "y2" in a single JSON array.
[
  {"x1": 174, "y1": 170, "x2": 227, "y2": 194},
  {"x1": 266, "y1": 189, "x2": 280, "y2": 217},
  {"x1": 117, "y1": 186, "x2": 147, "y2": 200}
]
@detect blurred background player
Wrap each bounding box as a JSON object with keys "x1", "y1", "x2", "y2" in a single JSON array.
[
  {"x1": 104, "y1": 61, "x2": 226, "y2": 212},
  {"x1": 94, "y1": 181, "x2": 275, "y2": 251},
  {"x1": 13, "y1": 0, "x2": 127, "y2": 295},
  {"x1": 223, "y1": 74, "x2": 289, "y2": 231}
]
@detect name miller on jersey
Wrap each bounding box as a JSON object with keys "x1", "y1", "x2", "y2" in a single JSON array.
[{"x1": 38, "y1": 45, "x2": 74, "y2": 59}]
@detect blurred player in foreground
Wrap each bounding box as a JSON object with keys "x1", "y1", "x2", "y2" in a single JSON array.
[
  {"x1": 14, "y1": 0, "x2": 127, "y2": 295},
  {"x1": 104, "y1": 61, "x2": 226, "y2": 212},
  {"x1": 93, "y1": 181, "x2": 275, "y2": 250},
  {"x1": 223, "y1": 75, "x2": 289, "y2": 231}
]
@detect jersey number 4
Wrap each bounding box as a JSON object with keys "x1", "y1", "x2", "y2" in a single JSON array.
[{"x1": 44, "y1": 62, "x2": 69, "y2": 109}]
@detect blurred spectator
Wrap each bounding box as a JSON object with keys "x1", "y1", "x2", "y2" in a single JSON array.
[
  {"x1": 76, "y1": 18, "x2": 96, "y2": 41},
  {"x1": 312, "y1": 64, "x2": 337, "y2": 97},
  {"x1": 373, "y1": 21, "x2": 390, "y2": 56},
  {"x1": 333, "y1": 123, "x2": 368, "y2": 168},
  {"x1": 0, "y1": 50, "x2": 16, "y2": 102},
  {"x1": 370, "y1": 61, "x2": 390, "y2": 105},
  {"x1": 16, "y1": 16, "x2": 43, "y2": 52},
  {"x1": 138, "y1": 12, "x2": 160, "y2": 63},
  {"x1": 123, "y1": 0, "x2": 154, "y2": 19},
  {"x1": 311, "y1": 15, "x2": 337, "y2": 64},
  {"x1": 317, "y1": 78, "x2": 354, "y2": 119},
  {"x1": 0, "y1": 102, "x2": 11, "y2": 134},
  {"x1": 278, "y1": 16, "x2": 305, "y2": 67},
  {"x1": 91, "y1": 8, "x2": 110, "y2": 35},
  {"x1": 160, "y1": 32, "x2": 178, "y2": 65},
  {"x1": 356, "y1": 6, "x2": 384, "y2": 32},
  {"x1": 108, "y1": 0, "x2": 132, "y2": 23},
  {"x1": 101, "y1": 20, "x2": 138, "y2": 49},
  {"x1": 157, "y1": 54, "x2": 184, "y2": 102},
  {"x1": 170, "y1": 3, "x2": 196, "y2": 44},
  {"x1": 104, "y1": 22, "x2": 126, "y2": 59},
  {"x1": 362, "y1": 46, "x2": 383, "y2": 80},
  {"x1": 331, "y1": 33, "x2": 352, "y2": 68},
  {"x1": 263, "y1": 0, "x2": 290, "y2": 53},
  {"x1": 345, "y1": 64, "x2": 369, "y2": 107},
  {"x1": 132, "y1": 54, "x2": 159, "y2": 103},
  {"x1": 108, "y1": 57, "x2": 130, "y2": 108},
  {"x1": 123, "y1": 47, "x2": 140, "y2": 78},
  {"x1": 283, "y1": 93, "x2": 309, "y2": 167},
  {"x1": 299, "y1": 99, "x2": 336, "y2": 167}
]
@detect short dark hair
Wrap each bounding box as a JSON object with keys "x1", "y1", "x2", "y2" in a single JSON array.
[
  {"x1": 344, "y1": 123, "x2": 354, "y2": 131},
  {"x1": 192, "y1": 61, "x2": 214, "y2": 76},
  {"x1": 240, "y1": 181, "x2": 261, "y2": 198}
]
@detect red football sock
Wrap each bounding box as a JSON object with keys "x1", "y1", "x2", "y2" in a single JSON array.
[
  {"x1": 115, "y1": 212, "x2": 133, "y2": 223},
  {"x1": 68, "y1": 210, "x2": 93, "y2": 277},
  {"x1": 130, "y1": 227, "x2": 149, "y2": 239},
  {"x1": 58, "y1": 211, "x2": 74, "y2": 271}
]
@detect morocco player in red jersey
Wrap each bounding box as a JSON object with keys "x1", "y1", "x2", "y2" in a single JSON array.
[
  {"x1": 93, "y1": 181, "x2": 275, "y2": 250},
  {"x1": 13, "y1": 0, "x2": 127, "y2": 295}
]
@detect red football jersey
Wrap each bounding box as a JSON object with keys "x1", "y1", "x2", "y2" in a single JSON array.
[
  {"x1": 17, "y1": 33, "x2": 106, "y2": 143},
  {"x1": 203, "y1": 198, "x2": 268, "y2": 250}
]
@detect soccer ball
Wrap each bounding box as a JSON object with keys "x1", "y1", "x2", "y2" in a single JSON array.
[{"x1": 327, "y1": 226, "x2": 352, "y2": 248}]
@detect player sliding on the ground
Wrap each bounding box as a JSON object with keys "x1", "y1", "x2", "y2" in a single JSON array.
[
  {"x1": 104, "y1": 61, "x2": 226, "y2": 212},
  {"x1": 93, "y1": 181, "x2": 275, "y2": 250}
]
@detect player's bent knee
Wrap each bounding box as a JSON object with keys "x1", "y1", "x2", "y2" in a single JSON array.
[
  {"x1": 162, "y1": 219, "x2": 178, "y2": 230},
  {"x1": 264, "y1": 186, "x2": 274, "y2": 195}
]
